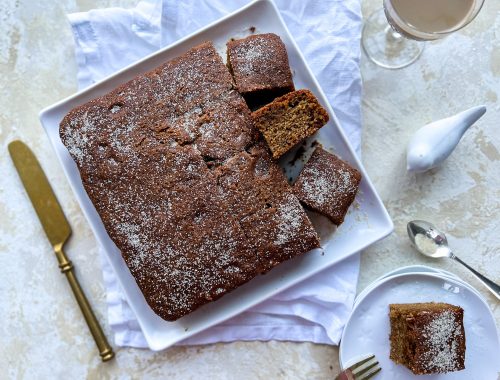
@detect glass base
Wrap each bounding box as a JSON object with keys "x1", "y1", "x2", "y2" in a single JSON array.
[{"x1": 362, "y1": 8, "x2": 424, "y2": 69}]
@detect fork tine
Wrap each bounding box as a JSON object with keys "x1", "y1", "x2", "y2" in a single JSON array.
[
  {"x1": 357, "y1": 366, "x2": 381, "y2": 380},
  {"x1": 347, "y1": 354, "x2": 375, "y2": 371},
  {"x1": 352, "y1": 359, "x2": 378, "y2": 379},
  {"x1": 352, "y1": 359, "x2": 379, "y2": 377},
  {"x1": 352, "y1": 357, "x2": 378, "y2": 373}
]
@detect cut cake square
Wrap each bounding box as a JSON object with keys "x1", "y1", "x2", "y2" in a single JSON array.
[
  {"x1": 251, "y1": 89, "x2": 329, "y2": 159},
  {"x1": 216, "y1": 143, "x2": 320, "y2": 273}
]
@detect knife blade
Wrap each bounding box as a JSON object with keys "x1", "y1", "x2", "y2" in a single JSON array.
[
  {"x1": 8, "y1": 140, "x2": 71, "y2": 247},
  {"x1": 8, "y1": 140, "x2": 114, "y2": 362}
]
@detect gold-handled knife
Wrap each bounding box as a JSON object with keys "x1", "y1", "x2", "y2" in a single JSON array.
[{"x1": 8, "y1": 140, "x2": 115, "y2": 362}]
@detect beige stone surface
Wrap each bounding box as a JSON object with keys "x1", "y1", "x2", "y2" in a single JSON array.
[{"x1": 0, "y1": 0, "x2": 498, "y2": 378}]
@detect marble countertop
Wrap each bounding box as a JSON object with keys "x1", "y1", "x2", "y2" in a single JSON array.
[{"x1": 1, "y1": 0, "x2": 498, "y2": 378}]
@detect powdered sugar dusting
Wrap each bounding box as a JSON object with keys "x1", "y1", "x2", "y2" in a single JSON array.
[
  {"x1": 237, "y1": 42, "x2": 270, "y2": 76},
  {"x1": 419, "y1": 310, "x2": 464, "y2": 373},
  {"x1": 301, "y1": 167, "x2": 355, "y2": 204},
  {"x1": 274, "y1": 195, "x2": 303, "y2": 246},
  {"x1": 64, "y1": 112, "x2": 94, "y2": 163},
  {"x1": 115, "y1": 222, "x2": 141, "y2": 249}
]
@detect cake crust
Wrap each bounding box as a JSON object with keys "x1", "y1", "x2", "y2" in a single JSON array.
[{"x1": 389, "y1": 302, "x2": 466, "y2": 375}]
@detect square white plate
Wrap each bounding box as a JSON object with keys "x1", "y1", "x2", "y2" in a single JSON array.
[{"x1": 40, "y1": 0, "x2": 393, "y2": 350}]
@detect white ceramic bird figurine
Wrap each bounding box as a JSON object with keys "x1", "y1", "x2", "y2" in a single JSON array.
[{"x1": 406, "y1": 105, "x2": 487, "y2": 172}]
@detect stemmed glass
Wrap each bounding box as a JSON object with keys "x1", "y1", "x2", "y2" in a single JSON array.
[{"x1": 362, "y1": 0, "x2": 485, "y2": 69}]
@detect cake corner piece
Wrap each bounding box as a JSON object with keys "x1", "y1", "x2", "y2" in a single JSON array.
[
  {"x1": 293, "y1": 146, "x2": 361, "y2": 225},
  {"x1": 226, "y1": 33, "x2": 295, "y2": 108}
]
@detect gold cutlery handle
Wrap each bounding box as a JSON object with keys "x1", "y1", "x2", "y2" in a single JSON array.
[{"x1": 54, "y1": 244, "x2": 115, "y2": 362}]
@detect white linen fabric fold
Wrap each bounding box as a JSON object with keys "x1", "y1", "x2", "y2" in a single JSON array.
[{"x1": 68, "y1": 0, "x2": 362, "y2": 348}]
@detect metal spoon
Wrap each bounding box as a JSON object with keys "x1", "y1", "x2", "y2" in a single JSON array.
[{"x1": 407, "y1": 220, "x2": 500, "y2": 300}]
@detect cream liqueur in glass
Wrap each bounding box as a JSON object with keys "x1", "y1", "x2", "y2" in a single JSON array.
[
  {"x1": 362, "y1": 0, "x2": 484, "y2": 68},
  {"x1": 385, "y1": 0, "x2": 476, "y2": 40}
]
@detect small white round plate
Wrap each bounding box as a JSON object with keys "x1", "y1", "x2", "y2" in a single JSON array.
[
  {"x1": 344, "y1": 265, "x2": 487, "y2": 373},
  {"x1": 354, "y1": 265, "x2": 449, "y2": 307},
  {"x1": 343, "y1": 266, "x2": 486, "y2": 369},
  {"x1": 353, "y1": 266, "x2": 483, "y2": 308},
  {"x1": 340, "y1": 272, "x2": 500, "y2": 379}
]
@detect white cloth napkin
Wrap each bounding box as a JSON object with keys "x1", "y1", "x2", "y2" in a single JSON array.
[{"x1": 68, "y1": 0, "x2": 362, "y2": 348}]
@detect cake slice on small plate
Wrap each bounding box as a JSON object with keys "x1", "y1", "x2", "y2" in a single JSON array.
[{"x1": 389, "y1": 302, "x2": 466, "y2": 375}]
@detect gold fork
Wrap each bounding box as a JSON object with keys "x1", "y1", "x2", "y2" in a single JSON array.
[{"x1": 335, "y1": 354, "x2": 381, "y2": 380}]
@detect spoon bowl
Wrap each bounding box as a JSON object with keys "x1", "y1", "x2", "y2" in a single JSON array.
[{"x1": 407, "y1": 220, "x2": 452, "y2": 258}]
